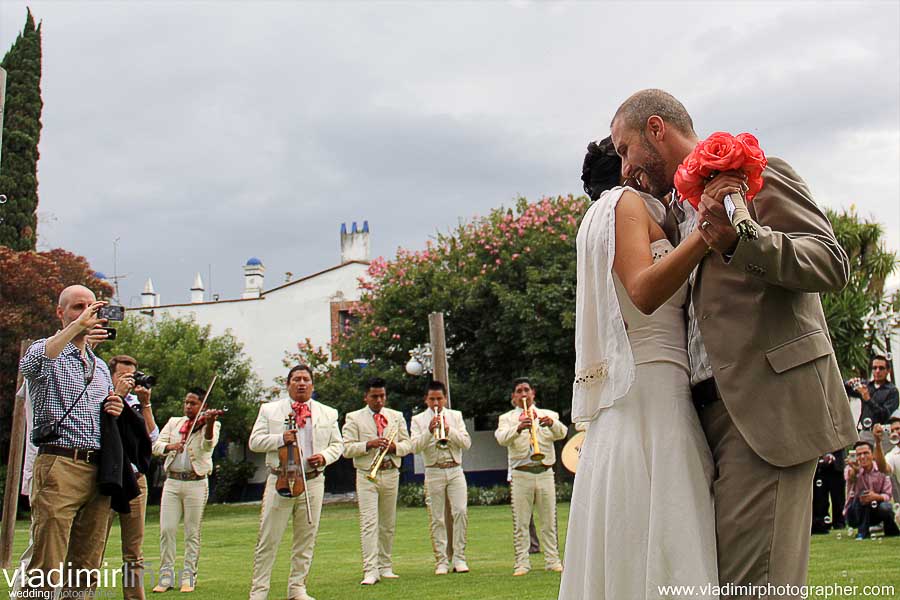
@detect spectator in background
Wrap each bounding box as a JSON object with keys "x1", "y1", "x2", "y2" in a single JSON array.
[
  {"x1": 811, "y1": 449, "x2": 846, "y2": 533},
  {"x1": 846, "y1": 355, "x2": 898, "y2": 432},
  {"x1": 844, "y1": 441, "x2": 898, "y2": 539},
  {"x1": 874, "y1": 419, "x2": 900, "y2": 506}
]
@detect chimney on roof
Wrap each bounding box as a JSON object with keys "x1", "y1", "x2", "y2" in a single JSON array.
[
  {"x1": 340, "y1": 220, "x2": 370, "y2": 263},
  {"x1": 191, "y1": 273, "x2": 205, "y2": 304}
]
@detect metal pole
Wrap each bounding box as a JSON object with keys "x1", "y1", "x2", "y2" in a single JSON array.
[{"x1": 1, "y1": 340, "x2": 32, "y2": 568}]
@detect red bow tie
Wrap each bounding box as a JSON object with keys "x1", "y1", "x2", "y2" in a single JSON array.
[
  {"x1": 292, "y1": 401, "x2": 311, "y2": 428},
  {"x1": 179, "y1": 418, "x2": 195, "y2": 441},
  {"x1": 373, "y1": 412, "x2": 388, "y2": 437}
]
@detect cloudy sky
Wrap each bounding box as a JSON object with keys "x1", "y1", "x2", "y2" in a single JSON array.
[{"x1": 2, "y1": 0, "x2": 898, "y2": 306}]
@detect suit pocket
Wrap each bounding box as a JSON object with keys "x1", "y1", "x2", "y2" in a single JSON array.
[{"x1": 765, "y1": 329, "x2": 833, "y2": 374}]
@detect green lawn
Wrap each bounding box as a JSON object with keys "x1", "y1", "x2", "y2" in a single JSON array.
[{"x1": 3, "y1": 502, "x2": 898, "y2": 599}]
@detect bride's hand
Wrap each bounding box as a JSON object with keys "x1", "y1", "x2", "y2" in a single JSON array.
[{"x1": 703, "y1": 171, "x2": 746, "y2": 204}]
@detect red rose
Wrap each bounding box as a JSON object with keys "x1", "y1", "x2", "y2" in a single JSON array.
[
  {"x1": 736, "y1": 133, "x2": 767, "y2": 177},
  {"x1": 745, "y1": 174, "x2": 765, "y2": 202},
  {"x1": 696, "y1": 131, "x2": 746, "y2": 172},
  {"x1": 674, "y1": 162, "x2": 705, "y2": 209}
]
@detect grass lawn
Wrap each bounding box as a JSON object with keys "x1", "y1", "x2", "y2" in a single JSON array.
[{"x1": 3, "y1": 501, "x2": 898, "y2": 599}]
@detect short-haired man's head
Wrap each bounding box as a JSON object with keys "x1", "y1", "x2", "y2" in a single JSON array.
[
  {"x1": 611, "y1": 89, "x2": 695, "y2": 138},
  {"x1": 854, "y1": 440, "x2": 873, "y2": 453},
  {"x1": 425, "y1": 380, "x2": 447, "y2": 397},
  {"x1": 365, "y1": 377, "x2": 387, "y2": 394},
  {"x1": 582, "y1": 137, "x2": 622, "y2": 201},
  {"x1": 424, "y1": 380, "x2": 447, "y2": 410},
  {"x1": 184, "y1": 388, "x2": 206, "y2": 418},
  {"x1": 511, "y1": 377, "x2": 534, "y2": 407},
  {"x1": 871, "y1": 355, "x2": 890, "y2": 381},
  {"x1": 364, "y1": 377, "x2": 387, "y2": 412},
  {"x1": 287, "y1": 364, "x2": 315, "y2": 385},
  {"x1": 188, "y1": 387, "x2": 207, "y2": 400},
  {"x1": 56, "y1": 285, "x2": 98, "y2": 330},
  {"x1": 109, "y1": 355, "x2": 138, "y2": 375}
]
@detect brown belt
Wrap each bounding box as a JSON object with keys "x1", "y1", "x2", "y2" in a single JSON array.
[
  {"x1": 270, "y1": 468, "x2": 321, "y2": 480},
  {"x1": 427, "y1": 461, "x2": 460, "y2": 469},
  {"x1": 166, "y1": 471, "x2": 206, "y2": 481},
  {"x1": 38, "y1": 445, "x2": 100, "y2": 465},
  {"x1": 514, "y1": 464, "x2": 551, "y2": 474}
]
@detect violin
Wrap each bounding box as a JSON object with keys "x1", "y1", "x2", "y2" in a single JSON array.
[
  {"x1": 276, "y1": 414, "x2": 306, "y2": 498},
  {"x1": 186, "y1": 408, "x2": 227, "y2": 434}
]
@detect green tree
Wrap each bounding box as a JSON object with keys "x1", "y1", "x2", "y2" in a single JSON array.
[
  {"x1": 332, "y1": 195, "x2": 588, "y2": 421},
  {"x1": 823, "y1": 207, "x2": 898, "y2": 377},
  {"x1": 96, "y1": 314, "x2": 263, "y2": 455},
  {"x1": 0, "y1": 8, "x2": 43, "y2": 250}
]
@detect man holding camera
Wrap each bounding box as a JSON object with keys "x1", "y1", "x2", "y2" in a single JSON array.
[
  {"x1": 844, "y1": 440, "x2": 898, "y2": 539},
  {"x1": 18, "y1": 285, "x2": 127, "y2": 595},
  {"x1": 874, "y1": 418, "x2": 900, "y2": 506},
  {"x1": 152, "y1": 388, "x2": 221, "y2": 593},
  {"x1": 846, "y1": 355, "x2": 899, "y2": 430},
  {"x1": 107, "y1": 355, "x2": 160, "y2": 600}
]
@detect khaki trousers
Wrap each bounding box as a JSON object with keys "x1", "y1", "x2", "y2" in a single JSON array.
[
  {"x1": 159, "y1": 477, "x2": 209, "y2": 581},
  {"x1": 355, "y1": 468, "x2": 399, "y2": 577},
  {"x1": 701, "y1": 400, "x2": 817, "y2": 600},
  {"x1": 248, "y1": 474, "x2": 326, "y2": 600},
  {"x1": 23, "y1": 454, "x2": 111, "y2": 596},
  {"x1": 107, "y1": 473, "x2": 148, "y2": 600},
  {"x1": 424, "y1": 466, "x2": 468, "y2": 567},
  {"x1": 510, "y1": 469, "x2": 561, "y2": 571}
]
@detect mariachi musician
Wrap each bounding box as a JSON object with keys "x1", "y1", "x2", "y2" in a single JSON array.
[
  {"x1": 342, "y1": 377, "x2": 412, "y2": 585},
  {"x1": 494, "y1": 377, "x2": 567, "y2": 576},
  {"x1": 151, "y1": 387, "x2": 222, "y2": 593},
  {"x1": 248, "y1": 365, "x2": 343, "y2": 600}
]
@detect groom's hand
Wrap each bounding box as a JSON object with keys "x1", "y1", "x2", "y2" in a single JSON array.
[{"x1": 698, "y1": 194, "x2": 739, "y2": 254}]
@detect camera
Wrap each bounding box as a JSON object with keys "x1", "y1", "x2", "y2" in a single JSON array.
[
  {"x1": 133, "y1": 371, "x2": 157, "y2": 388},
  {"x1": 98, "y1": 305, "x2": 125, "y2": 321}
]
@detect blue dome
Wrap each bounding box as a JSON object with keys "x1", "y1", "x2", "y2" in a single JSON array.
[
  {"x1": 246, "y1": 257, "x2": 263, "y2": 266},
  {"x1": 93, "y1": 271, "x2": 107, "y2": 280}
]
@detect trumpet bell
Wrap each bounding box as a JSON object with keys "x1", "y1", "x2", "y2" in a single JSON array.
[
  {"x1": 365, "y1": 473, "x2": 378, "y2": 482},
  {"x1": 436, "y1": 438, "x2": 450, "y2": 449},
  {"x1": 530, "y1": 452, "x2": 545, "y2": 462}
]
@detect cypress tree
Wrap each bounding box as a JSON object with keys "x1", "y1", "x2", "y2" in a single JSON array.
[{"x1": 0, "y1": 8, "x2": 43, "y2": 250}]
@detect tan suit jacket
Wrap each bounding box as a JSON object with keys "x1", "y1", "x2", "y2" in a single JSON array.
[
  {"x1": 248, "y1": 397, "x2": 344, "y2": 470},
  {"x1": 153, "y1": 416, "x2": 221, "y2": 476},
  {"x1": 694, "y1": 156, "x2": 857, "y2": 467},
  {"x1": 495, "y1": 406, "x2": 567, "y2": 466},
  {"x1": 410, "y1": 408, "x2": 471, "y2": 466},
  {"x1": 342, "y1": 407, "x2": 412, "y2": 471}
]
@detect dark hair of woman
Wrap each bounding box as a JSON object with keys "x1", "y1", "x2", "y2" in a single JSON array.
[{"x1": 581, "y1": 136, "x2": 622, "y2": 201}]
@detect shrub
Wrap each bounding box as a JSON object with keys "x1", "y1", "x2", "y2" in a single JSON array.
[{"x1": 211, "y1": 458, "x2": 257, "y2": 503}]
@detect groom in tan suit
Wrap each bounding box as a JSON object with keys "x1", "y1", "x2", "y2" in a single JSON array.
[
  {"x1": 611, "y1": 89, "x2": 857, "y2": 597},
  {"x1": 342, "y1": 377, "x2": 413, "y2": 585}
]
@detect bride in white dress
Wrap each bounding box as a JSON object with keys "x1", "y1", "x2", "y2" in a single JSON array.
[{"x1": 558, "y1": 138, "x2": 718, "y2": 600}]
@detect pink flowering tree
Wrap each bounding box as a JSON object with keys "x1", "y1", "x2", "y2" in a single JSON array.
[{"x1": 329, "y1": 195, "x2": 589, "y2": 420}]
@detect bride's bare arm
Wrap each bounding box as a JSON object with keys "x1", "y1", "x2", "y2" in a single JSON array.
[{"x1": 612, "y1": 190, "x2": 709, "y2": 315}]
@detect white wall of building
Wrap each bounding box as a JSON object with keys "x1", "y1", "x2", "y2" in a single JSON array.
[{"x1": 143, "y1": 262, "x2": 369, "y2": 391}]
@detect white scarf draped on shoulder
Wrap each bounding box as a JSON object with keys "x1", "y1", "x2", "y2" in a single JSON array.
[{"x1": 571, "y1": 185, "x2": 667, "y2": 423}]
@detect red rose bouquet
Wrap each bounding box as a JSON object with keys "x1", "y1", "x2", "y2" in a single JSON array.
[{"x1": 674, "y1": 131, "x2": 767, "y2": 241}]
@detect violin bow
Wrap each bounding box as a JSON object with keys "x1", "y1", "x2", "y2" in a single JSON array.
[{"x1": 184, "y1": 373, "x2": 219, "y2": 449}]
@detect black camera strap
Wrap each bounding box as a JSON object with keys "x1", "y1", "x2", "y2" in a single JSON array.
[{"x1": 45, "y1": 350, "x2": 98, "y2": 429}]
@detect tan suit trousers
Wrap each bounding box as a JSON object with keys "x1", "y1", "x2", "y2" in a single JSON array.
[
  {"x1": 510, "y1": 469, "x2": 561, "y2": 571},
  {"x1": 107, "y1": 473, "x2": 148, "y2": 600},
  {"x1": 424, "y1": 466, "x2": 468, "y2": 567},
  {"x1": 701, "y1": 400, "x2": 817, "y2": 599},
  {"x1": 159, "y1": 477, "x2": 209, "y2": 581},
  {"x1": 249, "y1": 474, "x2": 326, "y2": 600},
  {"x1": 23, "y1": 454, "x2": 111, "y2": 596},
  {"x1": 355, "y1": 469, "x2": 400, "y2": 577}
]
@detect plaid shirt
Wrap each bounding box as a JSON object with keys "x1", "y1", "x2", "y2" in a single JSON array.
[{"x1": 19, "y1": 338, "x2": 113, "y2": 450}]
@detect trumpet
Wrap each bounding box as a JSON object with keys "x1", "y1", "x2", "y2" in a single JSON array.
[
  {"x1": 527, "y1": 404, "x2": 545, "y2": 462},
  {"x1": 435, "y1": 406, "x2": 450, "y2": 449},
  {"x1": 367, "y1": 426, "x2": 399, "y2": 482}
]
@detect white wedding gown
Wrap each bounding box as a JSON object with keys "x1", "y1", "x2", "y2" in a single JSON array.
[{"x1": 559, "y1": 238, "x2": 718, "y2": 600}]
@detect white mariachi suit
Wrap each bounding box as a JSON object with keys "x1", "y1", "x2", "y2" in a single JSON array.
[
  {"x1": 152, "y1": 416, "x2": 221, "y2": 584},
  {"x1": 494, "y1": 405, "x2": 567, "y2": 572},
  {"x1": 247, "y1": 397, "x2": 343, "y2": 600},
  {"x1": 410, "y1": 407, "x2": 471, "y2": 570},
  {"x1": 341, "y1": 407, "x2": 412, "y2": 580}
]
